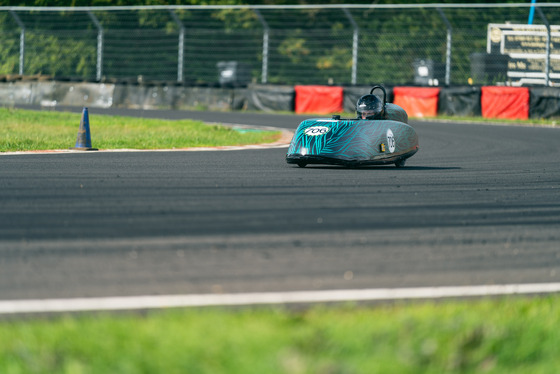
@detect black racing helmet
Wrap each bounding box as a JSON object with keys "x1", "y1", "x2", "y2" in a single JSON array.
[{"x1": 356, "y1": 85, "x2": 387, "y2": 120}]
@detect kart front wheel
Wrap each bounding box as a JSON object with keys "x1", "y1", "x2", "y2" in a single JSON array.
[
  {"x1": 395, "y1": 159, "x2": 406, "y2": 168},
  {"x1": 297, "y1": 162, "x2": 307, "y2": 168}
]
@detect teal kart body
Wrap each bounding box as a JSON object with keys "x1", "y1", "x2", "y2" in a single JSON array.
[{"x1": 286, "y1": 102, "x2": 419, "y2": 168}]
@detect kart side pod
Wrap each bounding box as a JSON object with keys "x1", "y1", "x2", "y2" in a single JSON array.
[{"x1": 286, "y1": 103, "x2": 418, "y2": 168}]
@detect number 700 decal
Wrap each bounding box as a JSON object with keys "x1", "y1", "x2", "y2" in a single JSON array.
[{"x1": 304, "y1": 126, "x2": 330, "y2": 136}]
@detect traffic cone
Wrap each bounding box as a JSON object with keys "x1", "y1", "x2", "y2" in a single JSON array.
[{"x1": 71, "y1": 107, "x2": 98, "y2": 151}]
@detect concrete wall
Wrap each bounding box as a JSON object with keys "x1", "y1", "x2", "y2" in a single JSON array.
[{"x1": 0, "y1": 81, "x2": 244, "y2": 111}]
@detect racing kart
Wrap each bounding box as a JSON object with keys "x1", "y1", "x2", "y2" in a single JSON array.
[{"x1": 286, "y1": 86, "x2": 419, "y2": 168}]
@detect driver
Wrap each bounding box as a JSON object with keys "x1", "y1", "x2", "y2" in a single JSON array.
[{"x1": 356, "y1": 94, "x2": 385, "y2": 120}]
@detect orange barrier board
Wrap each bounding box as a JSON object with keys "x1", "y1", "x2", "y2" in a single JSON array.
[
  {"x1": 393, "y1": 87, "x2": 440, "y2": 118},
  {"x1": 295, "y1": 85, "x2": 344, "y2": 114},
  {"x1": 481, "y1": 86, "x2": 529, "y2": 120}
]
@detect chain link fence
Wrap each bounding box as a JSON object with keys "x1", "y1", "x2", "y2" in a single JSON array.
[{"x1": 1, "y1": 4, "x2": 559, "y2": 86}]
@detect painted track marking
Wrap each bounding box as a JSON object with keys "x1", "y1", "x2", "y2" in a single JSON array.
[{"x1": 2, "y1": 283, "x2": 560, "y2": 314}]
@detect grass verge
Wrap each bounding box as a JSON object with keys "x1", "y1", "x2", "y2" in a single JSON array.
[
  {"x1": 0, "y1": 108, "x2": 281, "y2": 152},
  {"x1": 311, "y1": 111, "x2": 559, "y2": 127},
  {"x1": 417, "y1": 115, "x2": 559, "y2": 127},
  {"x1": 1, "y1": 295, "x2": 559, "y2": 373}
]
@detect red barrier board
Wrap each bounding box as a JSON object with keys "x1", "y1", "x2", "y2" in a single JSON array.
[
  {"x1": 295, "y1": 85, "x2": 344, "y2": 114},
  {"x1": 481, "y1": 86, "x2": 529, "y2": 120},
  {"x1": 392, "y1": 87, "x2": 440, "y2": 118}
]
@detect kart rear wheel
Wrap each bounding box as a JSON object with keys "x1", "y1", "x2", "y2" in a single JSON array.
[
  {"x1": 297, "y1": 162, "x2": 307, "y2": 168},
  {"x1": 395, "y1": 159, "x2": 406, "y2": 168}
]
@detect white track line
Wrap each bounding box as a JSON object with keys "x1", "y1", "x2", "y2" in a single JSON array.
[
  {"x1": 2, "y1": 283, "x2": 560, "y2": 314},
  {"x1": 0, "y1": 142, "x2": 290, "y2": 156}
]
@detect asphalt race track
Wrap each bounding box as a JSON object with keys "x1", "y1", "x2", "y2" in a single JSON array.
[{"x1": 1, "y1": 108, "x2": 560, "y2": 308}]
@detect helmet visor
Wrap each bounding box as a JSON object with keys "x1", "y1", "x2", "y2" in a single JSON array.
[{"x1": 360, "y1": 110, "x2": 377, "y2": 119}]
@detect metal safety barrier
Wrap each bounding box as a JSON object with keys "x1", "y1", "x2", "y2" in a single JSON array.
[{"x1": 1, "y1": 3, "x2": 559, "y2": 86}]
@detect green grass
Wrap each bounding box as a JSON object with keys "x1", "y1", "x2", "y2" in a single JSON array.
[
  {"x1": 325, "y1": 112, "x2": 559, "y2": 127},
  {"x1": 0, "y1": 108, "x2": 281, "y2": 152},
  {"x1": 1, "y1": 295, "x2": 560, "y2": 373},
  {"x1": 422, "y1": 115, "x2": 560, "y2": 127}
]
